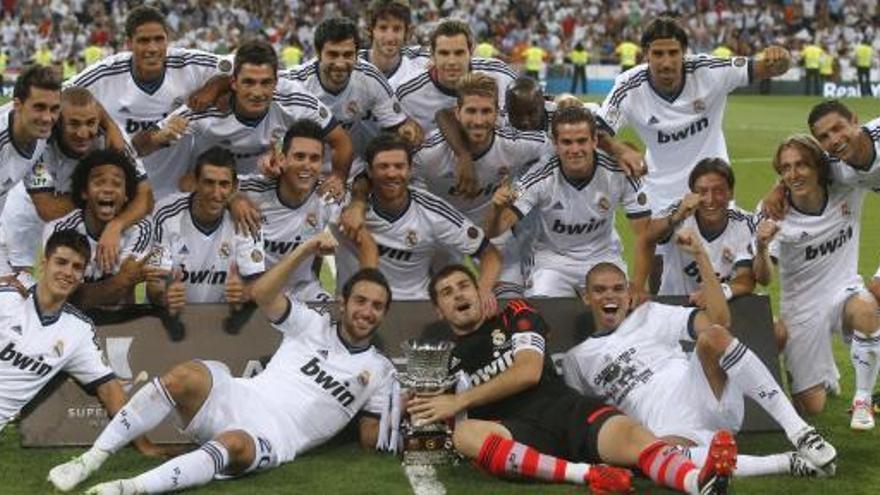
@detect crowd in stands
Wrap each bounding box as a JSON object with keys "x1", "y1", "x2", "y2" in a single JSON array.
[{"x1": 1, "y1": 1, "x2": 879, "y2": 79}]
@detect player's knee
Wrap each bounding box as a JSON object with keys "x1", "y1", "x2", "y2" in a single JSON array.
[
  {"x1": 161, "y1": 360, "x2": 208, "y2": 400},
  {"x1": 846, "y1": 294, "x2": 879, "y2": 333},
  {"x1": 452, "y1": 420, "x2": 510, "y2": 459},
  {"x1": 215, "y1": 430, "x2": 255, "y2": 469},
  {"x1": 868, "y1": 278, "x2": 880, "y2": 304},
  {"x1": 794, "y1": 386, "x2": 826, "y2": 416},
  {"x1": 695, "y1": 324, "x2": 732, "y2": 359},
  {"x1": 774, "y1": 319, "x2": 788, "y2": 351}
]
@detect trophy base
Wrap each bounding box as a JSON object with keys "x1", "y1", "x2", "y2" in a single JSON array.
[{"x1": 401, "y1": 430, "x2": 455, "y2": 466}]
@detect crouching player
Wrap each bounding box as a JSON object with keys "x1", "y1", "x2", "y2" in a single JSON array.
[
  {"x1": 409, "y1": 264, "x2": 737, "y2": 494},
  {"x1": 47, "y1": 232, "x2": 396, "y2": 494}
]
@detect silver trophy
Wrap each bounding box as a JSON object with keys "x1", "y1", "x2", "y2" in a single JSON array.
[{"x1": 397, "y1": 339, "x2": 458, "y2": 465}]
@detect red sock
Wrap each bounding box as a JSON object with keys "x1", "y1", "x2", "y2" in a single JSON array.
[
  {"x1": 475, "y1": 433, "x2": 587, "y2": 484},
  {"x1": 637, "y1": 441, "x2": 698, "y2": 491}
]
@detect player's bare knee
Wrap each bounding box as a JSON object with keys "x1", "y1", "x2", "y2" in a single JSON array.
[
  {"x1": 452, "y1": 420, "x2": 509, "y2": 458},
  {"x1": 774, "y1": 319, "x2": 788, "y2": 351},
  {"x1": 794, "y1": 386, "x2": 826, "y2": 416},
  {"x1": 868, "y1": 278, "x2": 880, "y2": 304},
  {"x1": 696, "y1": 324, "x2": 732, "y2": 360},
  {"x1": 161, "y1": 360, "x2": 209, "y2": 401},
  {"x1": 845, "y1": 294, "x2": 879, "y2": 335},
  {"x1": 215, "y1": 430, "x2": 255, "y2": 472}
]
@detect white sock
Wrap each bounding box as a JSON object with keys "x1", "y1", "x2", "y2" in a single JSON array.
[
  {"x1": 133, "y1": 440, "x2": 229, "y2": 493},
  {"x1": 564, "y1": 462, "x2": 590, "y2": 484},
  {"x1": 94, "y1": 378, "x2": 176, "y2": 454},
  {"x1": 720, "y1": 339, "x2": 808, "y2": 443},
  {"x1": 690, "y1": 446, "x2": 788, "y2": 477},
  {"x1": 850, "y1": 331, "x2": 880, "y2": 403}
]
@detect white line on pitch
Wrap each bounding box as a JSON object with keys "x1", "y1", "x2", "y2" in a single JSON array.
[{"x1": 405, "y1": 465, "x2": 446, "y2": 495}]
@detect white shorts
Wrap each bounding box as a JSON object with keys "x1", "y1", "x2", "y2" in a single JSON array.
[
  {"x1": 527, "y1": 257, "x2": 626, "y2": 298},
  {"x1": 643, "y1": 354, "x2": 744, "y2": 446},
  {"x1": 782, "y1": 283, "x2": 868, "y2": 394},
  {"x1": 183, "y1": 361, "x2": 299, "y2": 471},
  {"x1": 0, "y1": 183, "x2": 42, "y2": 268}
]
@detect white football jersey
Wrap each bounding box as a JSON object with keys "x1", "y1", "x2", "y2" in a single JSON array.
[
  {"x1": 43, "y1": 209, "x2": 152, "y2": 283},
  {"x1": 0, "y1": 104, "x2": 48, "y2": 214},
  {"x1": 1, "y1": 136, "x2": 149, "y2": 268},
  {"x1": 239, "y1": 175, "x2": 340, "y2": 300},
  {"x1": 512, "y1": 152, "x2": 651, "y2": 272},
  {"x1": 165, "y1": 78, "x2": 338, "y2": 175},
  {"x1": 0, "y1": 287, "x2": 114, "y2": 430},
  {"x1": 829, "y1": 116, "x2": 880, "y2": 189},
  {"x1": 395, "y1": 57, "x2": 517, "y2": 133},
  {"x1": 562, "y1": 301, "x2": 697, "y2": 420},
  {"x1": 760, "y1": 183, "x2": 865, "y2": 320},
  {"x1": 250, "y1": 299, "x2": 394, "y2": 453},
  {"x1": 152, "y1": 193, "x2": 266, "y2": 303},
  {"x1": 657, "y1": 204, "x2": 755, "y2": 296},
  {"x1": 596, "y1": 55, "x2": 751, "y2": 211},
  {"x1": 411, "y1": 126, "x2": 551, "y2": 224},
  {"x1": 67, "y1": 48, "x2": 232, "y2": 198},
  {"x1": 357, "y1": 46, "x2": 431, "y2": 89},
  {"x1": 333, "y1": 188, "x2": 488, "y2": 300},
  {"x1": 281, "y1": 59, "x2": 407, "y2": 157}
]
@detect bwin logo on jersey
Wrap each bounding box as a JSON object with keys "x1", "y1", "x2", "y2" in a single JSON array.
[
  {"x1": 657, "y1": 117, "x2": 709, "y2": 144},
  {"x1": 551, "y1": 218, "x2": 606, "y2": 235},
  {"x1": 0, "y1": 342, "x2": 53, "y2": 377},
  {"x1": 805, "y1": 226, "x2": 853, "y2": 261},
  {"x1": 300, "y1": 357, "x2": 355, "y2": 407},
  {"x1": 125, "y1": 118, "x2": 161, "y2": 134},
  {"x1": 378, "y1": 244, "x2": 413, "y2": 261},
  {"x1": 181, "y1": 268, "x2": 227, "y2": 285},
  {"x1": 264, "y1": 238, "x2": 304, "y2": 255}
]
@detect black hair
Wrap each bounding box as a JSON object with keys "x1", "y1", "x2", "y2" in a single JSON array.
[
  {"x1": 808, "y1": 100, "x2": 854, "y2": 129},
  {"x1": 428, "y1": 264, "x2": 477, "y2": 304},
  {"x1": 314, "y1": 17, "x2": 359, "y2": 54},
  {"x1": 365, "y1": 132, "x2": 412, "y2": 168},
  {"x1": 341, "y1": 267, "x2": 393, "y2": 310},
  {"x1": 367, "y1": 0, "x2": 412, "y2": 30},
  {"x1": 70, "y1": 149, "x2": 139, "y2": 209},
  {"x1": 125, "y1": 6, "x2": 168, "y2": 39},
  {"x1": 640, "y1": 17, "x2": 688, "y2": 50},
  {"x1": 44, "y1": 229, "x2": 91, "y2": 265},
  {"x1": 194, "y1": 146, "x2": 237, "y2": 182},
  {"x1": 13, "y1": 65, "x2": 61, "y2": 102},
  {"x1": 551, "y1": 105, "x2": 596, "y2": 140},
  {"x1": 234, "y1": 39, "x2": 278, "y2": 76},
  {"x1": 430, "y1": 19, "x2": 473, "y2": 52},
  {"x1": 282, "y1": 120, "x2": 325, "y2": 154},
  {"x1": 689, "y1": 157, "x2": 735, "y2": 191}
]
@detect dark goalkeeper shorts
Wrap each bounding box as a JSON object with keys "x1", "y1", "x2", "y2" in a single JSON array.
[{"x1": 500, "y1": 393, "x2": 622, "y2": 463}]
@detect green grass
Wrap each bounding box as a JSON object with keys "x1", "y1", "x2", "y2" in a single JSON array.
[{"x1": 3, "y1": 95, "x2": 880, "y2": 494}]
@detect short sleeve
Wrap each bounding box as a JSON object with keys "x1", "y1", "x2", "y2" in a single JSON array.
[
  {"x1": 595, "y1": 73, "x2": 632, "y2": 134},
  {"x1": 271, "y1": 298, "x2": 326, "y2": 337},
  {"x1": 65, "y1": 328, "x2": 115, "y2": 391},
  {"x1": 502, "y1": 299, "x2": 548, "y2": 356},
  {"x1": 421, "y1": 193, "x2": 487, "y2": 257},
  {"x1": 360, "y1": 359, "x2": 395, "y2": 417},
  {"x1": 233, "y1": 228, "x2": 266, "y2": 278},
  {"x1": 702, "y1": 55, "x2": 751, "y2": 93},
  {"x1": 119, "y1": 219, "x2": 153, "y2": 263},
  {"x1": 24, "y1": 158, "x2": 56, "y2": 193},
  {"x1": 620, "y1": 174, "x2": 651, "y2": 218},
  {"x1": 511, "y1": 167, "x2": 549, "y2": 219}
]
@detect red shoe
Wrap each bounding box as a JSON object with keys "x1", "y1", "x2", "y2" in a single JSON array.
[
  {"x1": 698, "y1": 430, "x2": 737, "y2": 495},
  {"x1": 587, "y1": 464, "x2": 633, "y2": 494}
]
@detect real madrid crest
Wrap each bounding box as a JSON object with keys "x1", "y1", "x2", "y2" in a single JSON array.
[
  {"x1": 491, "y1": 329, "x2": 506, "y2": 347},
  {"x1": 251, "y1": 249, "x2": 264, "y2": 263},
  {"x1": 219, "y1": 242, "x2": 231, "y2": 258},
  {"x1": 693, "y1": 99, "x2": 706, "y2": 113},
  {"x1": 357, "y1": 370, "x2": 371, "y2": 386},
  {"x1": 405, "y1": 230, "x2": 418, "y2": 247},
  {"x1": 306, "y1": 211, "x2": 318, "y2": 228},
  {"x1": 597, "y1": 196, "x2": 611, "y2": 212},
  {"x1": 841, "y1": 202, "x2": 851, "y2": 217},
  {"x1": 346, "y1": 100, "x2": 361, "y2": 117},
  {"x1": 722, "y1": 247, "x2": 734, "y2": 263}
]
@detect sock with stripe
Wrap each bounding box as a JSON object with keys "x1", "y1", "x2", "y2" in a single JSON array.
[
  {"x1": 851, "y1": 331, "x2": 880, "y2": 403},
  {"x1": 637, "y1": 441, "x2": 700, "y2": 493},
  {"x1": 475, "y1": 434, "x2": 590, "y2": 484},
  {"x1": 132, "y1": 440, "x2": 229, "y2": 493},
  {"x1": 720, "y1": 338, "x2": 808, "y2": 444},
  {"x1": 93, "y1": 377, "x2": 177, "y2": 454}
]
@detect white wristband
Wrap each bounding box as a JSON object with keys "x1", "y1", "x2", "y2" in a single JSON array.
[{"x1": 720, "y1": 283, "x2": 733, "y2": 300}]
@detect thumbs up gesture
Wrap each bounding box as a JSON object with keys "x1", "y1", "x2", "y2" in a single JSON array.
[
  {"x1": 225, "y1": 261, "x2": 245, "y2": 307},
  {"x1": 166, "y1": 266, "x2": 187, "y2": 316}
]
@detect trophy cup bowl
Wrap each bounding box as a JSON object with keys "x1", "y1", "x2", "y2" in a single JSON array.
[{"x1": 398, "y1": 339, "x2": 458, "y2": 465}]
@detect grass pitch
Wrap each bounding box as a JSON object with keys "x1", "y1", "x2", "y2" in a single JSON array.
[{"x1": 2, "y1": 95, "x2": 880, "y2": 494}]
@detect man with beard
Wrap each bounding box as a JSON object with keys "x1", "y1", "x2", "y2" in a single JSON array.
[
  {"x1": 358, "y1": 0, "x2": 430, "y2": 89},
  {"x1": 48, "y1": 233, "x2": 397, "y2": 495},
  {"x1": 410, "y1": 264, "x2": 737, "y2": 494}
]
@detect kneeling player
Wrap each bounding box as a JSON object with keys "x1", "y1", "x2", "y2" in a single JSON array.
[
  {"x1": 409, "y1": 264, "x2": 736, "y2": 494},
  {"x1": 48, "y1": 232, "x2": 396, "y2": 494},
  {"x1": 563, "y1": 230, "x2": 836, "y2": 478}
]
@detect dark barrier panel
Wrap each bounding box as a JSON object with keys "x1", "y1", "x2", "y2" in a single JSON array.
[{"x1": 20, "y1": 295, "x2": 780, "y2": 446}]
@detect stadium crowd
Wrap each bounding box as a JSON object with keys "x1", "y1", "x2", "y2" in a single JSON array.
[
  {"x1": 1, "y1": 1, "x2": 880, "y2": 494},
  {"x1": 1, "y1": 1, "x2": 879, "y2": 76}
]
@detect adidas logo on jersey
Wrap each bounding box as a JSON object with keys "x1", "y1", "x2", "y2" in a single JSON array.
[
  {"x1": 552, "y1": 201, "x2": 565, "y2": 210},
  {"x1": 300, "y1": 357, "x2": 355, "y2": 407},
  {"x1": 648, "y1": 115, "x2": 659, "y2": 125},
  {"x1": 657, "y1": 117, "x2": 709, "y2": 144},
  {"x1": 0, "y1": 342, "x2": 53, "y2": 377},
  {"x1": 178, "y1": 245, "x2": 190, "y2": 255},
  {"x1": 805, "y1": 226, "x2": 853, "y2": 261},
  {"x1": 551, "y1": 218, "x2": 607, "y2": 235},
  {"x1": 10, "y1": 325, "x2": 22, "y2": 336},
  {"x1": 119, "y1": 106, "x2": 130, "y2": 114}
]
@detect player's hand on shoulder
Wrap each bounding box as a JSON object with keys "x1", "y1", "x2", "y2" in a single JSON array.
[
  {"x1": 455, "y1": 153, "x2": 480, "y2": 199},
  {"x1": 319, "y1": 173, "x2": 347, "y2": 202},
  {"x1": 257, "y1": 140, "x2": 284, "y2": 178},
  {"x1": 228, "y1": 194, "x2": 262, "y2": 238},
  {"x1": 491, "y1": 181, "x2": 517, "y2": 208},
  {"x1": 339, "y1": 200, "x2": 367, "y2": 240},
  {"x1": 306, "y1": 231, "x2": 338, "y2": 256},
  {"x1": 0, "y1": 273, "x2": 29, "y2": 298},
  {"x1": 157, "y1": 115, "x2": 189, "y2": 145},
  {"x1": 760, "y1": 182, "x2": 788, "y2": 221},
  {"x1": 616, "y1": 145, "x2": 647, "y2": 178}
]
